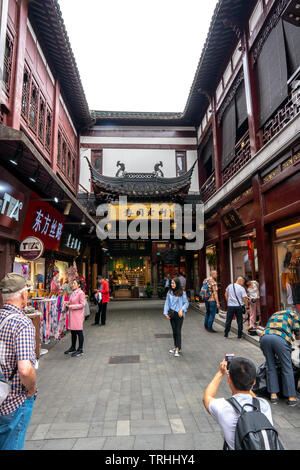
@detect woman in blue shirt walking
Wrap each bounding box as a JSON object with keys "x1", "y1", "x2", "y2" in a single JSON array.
[{"x1": 163, "y1": 278, "x2": 189, "y2": 357}]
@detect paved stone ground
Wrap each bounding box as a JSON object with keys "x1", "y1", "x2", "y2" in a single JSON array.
[{"x1": 25, "y1": 300, "x2": 300, "y2": 450}]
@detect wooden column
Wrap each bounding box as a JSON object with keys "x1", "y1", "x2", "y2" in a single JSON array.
[
  {"x1": 9, "y1": 0, "x2": 28, "y2": 129},
  {"x1": 211, "y1": 97, "x2": 223, "y2": 190},
  {"x1": 51, "y1": 79, "x2": 60, "y2": 173},
  {"x1": 217, "y1": 217, "x2": 231, "y2": 308},
  {"x1": 252, "y1": 174, "x2": 275, "y2": 326},
  {"x1": 199, "y1": 248, "x2": 207, "y2": 286},
  {"x1": 242, "y1": 31, "x2": 261, "y2": 156}
]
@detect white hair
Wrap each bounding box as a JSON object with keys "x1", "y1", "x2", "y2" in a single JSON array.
[{"x1": 1, "y1": 287, "x2": 28, "y2": 303}]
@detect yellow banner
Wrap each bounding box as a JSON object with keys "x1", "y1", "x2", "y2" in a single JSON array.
[{"x1": 109, "y1": 203, "x2": 175, "y2": 221}]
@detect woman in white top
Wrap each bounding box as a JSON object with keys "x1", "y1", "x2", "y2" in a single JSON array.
[{"x1": 245, "y1": 279, "x2": 261, "y2": 330}]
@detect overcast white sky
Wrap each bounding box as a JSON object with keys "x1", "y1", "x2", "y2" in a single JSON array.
[{"x1": 58, "y1": 0, "x2": 218, "y2": 113}]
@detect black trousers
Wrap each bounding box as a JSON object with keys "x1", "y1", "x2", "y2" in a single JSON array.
[
  {"x1": 224, "y1": 306, "x2": 244, "y2": 338},
  {"x1": 95, "y1": 302, "x2": 107, "y2": 325},
  {"x1": 71, "y1": 330, "x2": 84, "y2": 350},
  {"x1": 170, "y1": 314, "x2": 184, "y2": 350}
]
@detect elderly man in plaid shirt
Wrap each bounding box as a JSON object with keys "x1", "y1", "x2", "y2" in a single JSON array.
[{"x1": 0, "y1": 273, "x2": 37, "y2": 450}]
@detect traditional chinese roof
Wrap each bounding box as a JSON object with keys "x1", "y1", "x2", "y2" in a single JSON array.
[
  {"x1": 92, "y1": 0, "x2": 256, "y2": 127},
  {"x1": 28, "y1": 0, "x2": 92, "y2": 130},
  {"x1": 86, "y1": 158, "x2": 198, "y2": 202}
]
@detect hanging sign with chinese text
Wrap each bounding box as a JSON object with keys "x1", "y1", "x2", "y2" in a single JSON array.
[
  {"x1": 20, "y1": 192, "x2": 65, "y2": 251},
  {"x1": 221, "y1": 210, "x2": 243, "y2": 231},
  {"x1": 19, "y1": 236, "x2": 44, "y2": 261}
]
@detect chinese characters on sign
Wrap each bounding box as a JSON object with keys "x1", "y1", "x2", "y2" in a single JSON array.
[
  {"x1": 109, "y1": 203, "x2": 175, "y2": 221},
  {"x1": 20, "y1": 192, "x2": 65, "y2": 251},
  {"x1": 221, "y1": 210, "x2": 243, "y2": 231},
  {"x1": 32, "y1": 210, "x2": 63, "y2": 240},
  {"x1": 66, "y1": 234, "x2": 81, "y2": 253}
]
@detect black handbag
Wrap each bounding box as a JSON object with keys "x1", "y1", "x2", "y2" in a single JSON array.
[{"x1": 232, "y1": 283, "x2": 246, "y2": 315}]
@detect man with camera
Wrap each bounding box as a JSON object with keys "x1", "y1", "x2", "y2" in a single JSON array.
[{"x1": 203, "y1": 356, "x2": 273, "y2": 450}]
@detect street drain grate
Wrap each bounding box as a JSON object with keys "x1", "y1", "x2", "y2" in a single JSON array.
[
  {"x1": 155, "y1": 334, "x2": 172, "y2": 338},
  {"x1": 109, "y1": 355, "x2": 140, "y2": 364}
]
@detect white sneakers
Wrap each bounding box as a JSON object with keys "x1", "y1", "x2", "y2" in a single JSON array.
[{"x1": 169, "y1": 348, "x2": 180, "y2": 357}]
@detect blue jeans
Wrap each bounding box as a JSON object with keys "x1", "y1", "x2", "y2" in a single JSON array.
[
  {"x1": 0, "y1": 397, "x2": 34, "y2": 450},
  {"x1": 204, "y1": 301, "x2": 217, "y2": 331},
  {"x1": 260, "y1": 334, "x2": 296, "y2": 398}
]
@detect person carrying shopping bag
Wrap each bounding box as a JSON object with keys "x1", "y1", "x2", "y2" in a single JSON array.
[{"x1": 163, "y1": 278, "x2": 189, "y2": 357}]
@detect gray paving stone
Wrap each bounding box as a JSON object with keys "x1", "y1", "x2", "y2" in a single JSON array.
[
  {"x1": 102, "y1": 436, "x2": 135, "y2": 450},
  {"x1": 45, "y1": 422, "x2": 90, "y2": 440},
  {"x1": 24, "y1": 300, "x2": 300, "y2": 450},
  {"x1": 131, "y1": 419, "x2": 171, "y2": 435},
  {"x1": 164, "y1": 433, "x2": 195, "y2": 450},
  {"x1": 42, "y1": 439, "x2": 77, "y2": 450},
  {"x1": 72, "y1": 437, "x2": 106, "y2": 450},
  {"x1": 134, "y1": 434, "x2": 165, "y2": 450}
]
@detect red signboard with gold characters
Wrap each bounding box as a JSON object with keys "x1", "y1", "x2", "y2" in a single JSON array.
[{"x1": 20, "y1": 192, "x2": 65, "y2": 251}]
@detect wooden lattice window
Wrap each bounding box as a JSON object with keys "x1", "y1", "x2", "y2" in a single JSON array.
[
  {"x1": 176, "y1": 151, "x2": 187, "y2": 176},
  {"x1": 91, "y1": 150, "x2": 103, "y2": 174},
  {"x1": 57, "y1": 131, "x2": 61, "y2": 167},
  {"x1": 38, "y1": 95, "x2": 46, "y2": 144},
  {"x1": 62, "y1": 140, "x2": 66, "y2": 173},
  {"x1": 3, "y1": 33, "x2": 14, "y2": 96},
  {"x1": 72, "y1": 159, "x2": 76, "y2": 185},
  {"x1": 21, "y1": 66, "x2": 30, "y2": 120},
  {"x1": 67, "y1": 150, "x2": 71, "y2": 179},
  {"x1": 29, "y1": 80, "x2": 38, "y2": 132},
  {"x1": 45, "y1": 107, "x2": 52, "y2": 153}
]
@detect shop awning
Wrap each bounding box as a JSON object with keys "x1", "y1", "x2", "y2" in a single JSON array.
[{"x1": 0, "y1": 125, "x2": 96, "y2": 228}]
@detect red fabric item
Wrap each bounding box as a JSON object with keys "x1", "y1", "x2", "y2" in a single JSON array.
[{"x1": 101, "y1": 279, "x2": 110, "y2": 303}]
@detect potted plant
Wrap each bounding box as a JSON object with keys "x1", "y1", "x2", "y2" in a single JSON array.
[
  {"x1": 206, "y1": 252, "x2": 217, "y2": 269},
  {"x1": 157, "y1": 286, "x2": 165, "y2": 299},
  {"x1": 145, "y1": 283, "x2": 153, "y2": 298}
]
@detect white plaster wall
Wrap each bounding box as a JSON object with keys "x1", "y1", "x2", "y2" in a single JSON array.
[
  {"x1": 79, "y1": 148, "x2": 91, "y2": 192},
  {"x1": 80, "y1": 125, "x2": 200, "y2": 194},
  {"x1": 103, "y1": 149, "x2": 175, "y2": 177}
]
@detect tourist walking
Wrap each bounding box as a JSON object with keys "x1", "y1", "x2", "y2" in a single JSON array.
[
  {"x1": 163, "y1": 278, "x2": 189, "y2": 357},
  {"x1": 164, "y1": 274, "x2": 171, "y2": 296},
  {"x1": 93, "y1": 275, "x2": 110, "y2": 326},
  {"x1": 64, "y1": 278, "x2": 86, "y2": 357},
  {"x1": 224, "y1": 277, "x2": 249, "y2": 339},
  {"x1": 245, "y1": 278, "x2": 261, "y2": 329},
  {"x1": 0, "y1": 273, "x2": 37, "y2": 450},
  {"x1": 260, "y1": 309, "x2": 300, "y2": 406},
  {"x1": 203, "y1": 270, "x2": 220, "y2": 333}
]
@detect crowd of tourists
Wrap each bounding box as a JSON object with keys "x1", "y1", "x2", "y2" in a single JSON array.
[{"x1": 0, "y1": 268, "x2": 299, "y2": 450}]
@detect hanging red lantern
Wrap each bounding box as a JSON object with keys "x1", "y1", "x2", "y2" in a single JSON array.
[{"x1": 247, "y1": 238, "x2": 253, "y2": 260}]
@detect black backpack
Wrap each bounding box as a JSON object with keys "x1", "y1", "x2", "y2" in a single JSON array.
[{"x1": 223, "y1": 397, "x2": 284, "y2": 450}]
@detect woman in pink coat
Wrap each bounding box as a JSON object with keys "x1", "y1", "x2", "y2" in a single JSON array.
[{"x1": 64, "y1": 278, "x2": 86, "y2": 357}]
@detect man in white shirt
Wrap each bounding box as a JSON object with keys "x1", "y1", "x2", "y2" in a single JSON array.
[
  {"x1": 224, "y1": 277, "x2": 249, "y2": 339},
  {"x1": 203, "y1": 357, "x2": 273, "y2": 450}
]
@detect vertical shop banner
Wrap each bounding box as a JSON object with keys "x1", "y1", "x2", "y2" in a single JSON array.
[{"x1": 20, "y1": 192, "x2": 65, "y2": 251}]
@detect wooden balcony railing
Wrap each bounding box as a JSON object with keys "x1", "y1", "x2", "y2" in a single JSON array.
[
  {"x1": 222, "y1": 131, "x2": 251, "y2": 184},
  {"x1": 262, "y1": 80, "x2": 300, "y2": 146},
  {"x1": 200, "y1": 172, "x2": 216, "y2": 203}
]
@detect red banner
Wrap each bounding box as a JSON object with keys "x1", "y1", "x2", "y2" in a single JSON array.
[{"x1": 20, "y1": 192, "x2": 65, "y2": 251}]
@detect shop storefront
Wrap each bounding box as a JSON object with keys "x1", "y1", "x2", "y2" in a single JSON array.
[
  {"x1": 231, "y1": 231, "x2": 258, "y2": 281},
  {"x1": 274, "y1": 218, "x2": 300, "y2": 313},
  {"x1": 0, "y1": 166, "x2": 31, "y2": 285}
]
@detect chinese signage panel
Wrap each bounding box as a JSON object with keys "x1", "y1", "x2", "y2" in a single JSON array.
[{"x1": 20, "y1": 192, "x2": 65, "y2": 251}]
